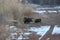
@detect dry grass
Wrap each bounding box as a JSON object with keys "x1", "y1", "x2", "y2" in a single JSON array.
[
  {"x1": 0, "y1": 0, "x2": 33, "y2": 26},
  {"x1": 28, "y1": 32, "x2": 41, "y2": 40},
  {"x1": 0, "y1": 0, "x2": 34, "y2": 40},
  {"x1": 0, "y1": 25, "x2": 10, "y2": 40}
]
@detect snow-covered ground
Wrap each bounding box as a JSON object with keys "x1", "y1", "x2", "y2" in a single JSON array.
[
  {"x1": 48, "y1": 10, "x2": 57, "y2": 13},
  {"x1": 27, "y1": 26, "x2": 50, "y2": 36},
  {"x1": 33, "y1": 10, "x2": 46, "y2": 13},
  {"x1": 33, "y1": 6, "x2": 60, "y2": 14},
  {"x1": 33, "y1": 10, "x2": 58, "y2": 14},
  {"x1": 52, "y1": 25, "x2": 60, "y2": 35},
  {"x1": 54, "y1": 6, "x2": 60, "y2": 9},
  {"x1": 6, "y1": 25, "x2": 60, "y2": 40}
]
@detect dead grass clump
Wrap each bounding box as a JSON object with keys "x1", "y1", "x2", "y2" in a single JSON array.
[{"x1": 0, "y1": 25, "x2": 10, "y2": 40}]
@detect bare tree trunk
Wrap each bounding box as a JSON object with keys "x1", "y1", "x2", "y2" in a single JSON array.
[{"x1": 40, "y1": 25, "x2": 55, "y2": 40}]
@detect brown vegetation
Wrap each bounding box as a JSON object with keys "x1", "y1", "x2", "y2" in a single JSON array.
[
  {"x1": 0, "y1": 0, "x2": 33, "y2": 40},
  {"x1": 28, "y1": 32, "x2": 41, "y2": 40}
]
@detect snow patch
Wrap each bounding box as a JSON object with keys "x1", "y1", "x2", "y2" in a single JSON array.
[
  {"x1": 10, "y1": 33, "x2": 17, "y2": 36},
  {"x1": 9, "y1": 26, "x2": 16, "y2": 29},
  {"x1": 9, "y1": 26, "x2": 17, "y2": 30},
  {"x1": 27, "y1": 26, "x2": 50, "y2": 36},
  {"x1": 52, "y1": 25, "x2": 60, "y2": 35},
  {"x1": 24, "y1": 32, "x2": 31, "y2": 35},
  {"x1": 48, "y1": 10, "x2": 57, "y2": 13},
  {"x1": 54, "y1": 6, "x2": 60, "y2": 8},
  {"x1": 33, "y1": 11, "x2": 46, "y2": 13},
  {"x1": 17, "y1": 35, "x2": 23, "y2": 40},
  {"x1": 47, "y1": 38, "x2": 50, "y2": 40}
]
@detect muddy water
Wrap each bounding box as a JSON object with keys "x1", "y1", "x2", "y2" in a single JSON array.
[{"x1": 6, "y1": 25, "x2": 60, "y2": 40}]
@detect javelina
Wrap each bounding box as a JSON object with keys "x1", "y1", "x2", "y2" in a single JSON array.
[
  {"x1": 35, "y1": 19, "x2": 41, "y2": 23},
  {"x1": 24, "y1": 17, "x2": 32, "y2": 24}
]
